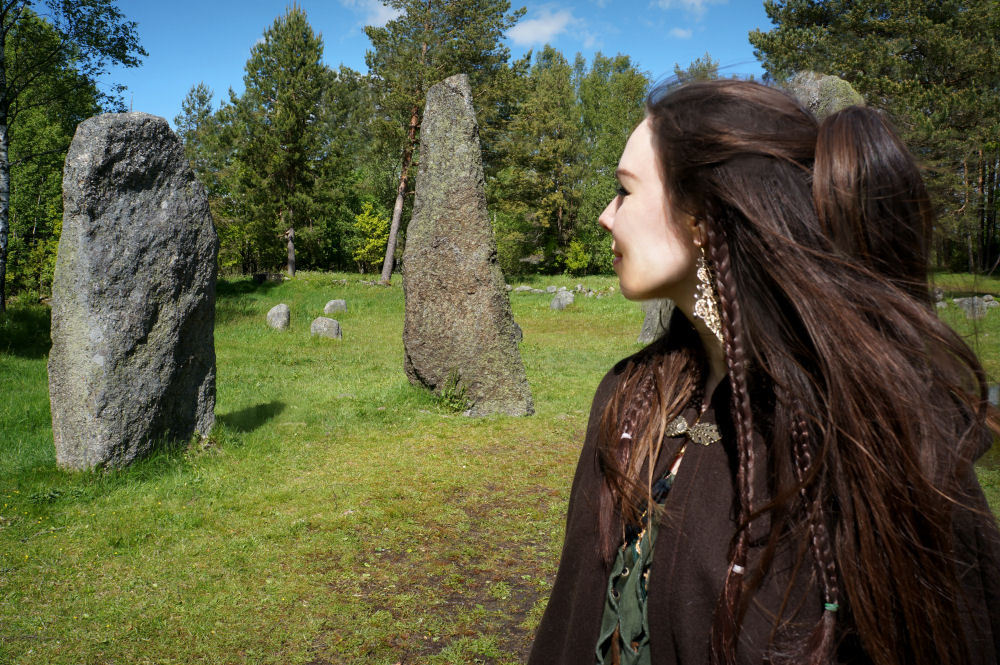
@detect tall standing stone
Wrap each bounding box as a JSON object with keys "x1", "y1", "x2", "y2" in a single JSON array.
[
  {"x1": 638, "y1": 299, "x2": 675, "y2": 344},
  {"x1": 784, "y1": 71, "x2": 864, "y2": 119},
  {"x1": 403, "y1": 74, "x2": 533, "y2": 417},
  {"x1": 49, "y1": 113, "x2": 218, "y2": 469}
]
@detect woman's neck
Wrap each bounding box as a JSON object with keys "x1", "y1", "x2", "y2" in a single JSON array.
[{"x1": 699, "y1": 329, "x2": 726, "y2": 408}]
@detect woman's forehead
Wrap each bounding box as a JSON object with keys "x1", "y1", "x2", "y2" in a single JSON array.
[{"x1": 619, "y1": 119, "x2": 659, "y2": 179}]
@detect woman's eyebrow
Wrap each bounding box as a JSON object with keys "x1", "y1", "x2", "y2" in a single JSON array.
[{"x1": 615, "y1": 167, "x2": 637, "y2": 180}]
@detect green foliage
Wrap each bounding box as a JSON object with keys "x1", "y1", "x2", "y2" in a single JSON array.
[
  {"x1": 563, "y1": 240, "x2": 591, "y2": 275},
  {"x1": 749, "y1": 0, "x2": 1000, "y2": 272},
  {"x1": 350, "y1": 201, "x2": 390, "y2": 273},
  {"x1": 229, "y1": 7, "x2": 329, "y2": 272},
  {"x1": 0, "y1": 1, "x2": 145, "y2": 310},
  {"x1": 180, "y1": 9, "x2": 367, "y2": 276},
  {"x1": 674, "y1": 51, "x2": 720, "y2": 81},
  {"x1": 490, "y1": 49, "x2": 648, "y2": 275},
  {"x1": 174, "y1": 82, "x2": 224, "y2": 196}
]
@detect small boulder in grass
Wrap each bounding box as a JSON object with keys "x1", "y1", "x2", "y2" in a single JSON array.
[
  {"x1": 551, "y1": 291, "x2": 574, "y2": 310},
  {"x1": 267, "y1": 304, "x2": 290, "y2": 329},
  {"x1": 311, "y1": 317, "x2": 342, "y2": 339},
  {"x1": 546, "y1": 285, "x2": 558, "y2": 293},
  {"x1": 324, "y1": 299, "x2": 347, "y2": 314}
]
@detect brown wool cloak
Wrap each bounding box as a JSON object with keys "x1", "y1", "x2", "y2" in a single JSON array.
[{"x1": 527, "y1": 324, "x2": 1000, "y2": 665}]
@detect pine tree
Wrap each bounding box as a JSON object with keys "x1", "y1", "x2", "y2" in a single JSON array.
[
  {"x1": 230, "y1": 5, "x2": 330, "y2": 276},
  {"x1": 174, "y1": 83, "x2": 225, "y2": 197},
  {"x1": 673, "y1": 52, "x2": 720, "y2": 82}
]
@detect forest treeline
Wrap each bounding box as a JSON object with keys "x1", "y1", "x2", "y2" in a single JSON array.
[{"x1": 3, "y1": 0, "x2": 999, "y2": 308}]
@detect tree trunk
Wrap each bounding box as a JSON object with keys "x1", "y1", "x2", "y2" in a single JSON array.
[
  {"x1": 0, "y1": 19, "x2": 8, "y2": 314},
  {"x1": 285, "y1": 225, "x2": 295, "y2": 277},
  {"x1": 380, "y1": 103, "x2": 420, "y2": 284},
  {"x1": 0, "y1": 118, "x2": 9, "y2": 315}
]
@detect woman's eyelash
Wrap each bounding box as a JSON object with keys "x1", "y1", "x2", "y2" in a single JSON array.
[{"x1": 616, "y1": 184, "x2": 629, "y2": 197}]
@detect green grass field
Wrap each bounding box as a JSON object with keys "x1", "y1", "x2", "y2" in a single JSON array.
[{"x1": 1, "y1": 271, "x2": 998, "y2": 664}]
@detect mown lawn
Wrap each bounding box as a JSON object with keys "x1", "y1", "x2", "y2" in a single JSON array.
[{"x1": 1, "y1": 271, "x2": 998, "y2": 664}]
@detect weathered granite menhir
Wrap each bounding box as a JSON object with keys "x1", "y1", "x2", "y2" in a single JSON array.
[
  {"x1": 784, "y1": 71, "x2": 864, "y2": 119},
  {"x1": 638, "y1": 299, "x2": 675, "y2": 344},
  {"x1": 48, "y1": 113, "x2": 218, "y2": 470},
  {"x1": 403, "y1": 74, "x2": 533, "y2": 417}
]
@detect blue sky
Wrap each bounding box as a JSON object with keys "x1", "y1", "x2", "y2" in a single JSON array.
[{"x1": 106, "y1": 0, "x2": 774, "y2": 127}]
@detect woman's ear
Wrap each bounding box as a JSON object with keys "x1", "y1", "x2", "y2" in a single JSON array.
[{"x1": 689, "y1": 217, "x2": 705, "y2": 248}]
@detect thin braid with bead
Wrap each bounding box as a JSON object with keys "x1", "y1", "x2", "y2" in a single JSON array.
[
  {"x1": 705, "y1": 223, "x2": 758, "y2": 664},
  {"x1": 789, "y1": 401, "x2": 841, "y2": 664}
]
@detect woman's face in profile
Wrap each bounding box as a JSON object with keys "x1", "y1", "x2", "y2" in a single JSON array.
[{"x1": 599, "y1": 118, "x2": 699, "y2": 306}]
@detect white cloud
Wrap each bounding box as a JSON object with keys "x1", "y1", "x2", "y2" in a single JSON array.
[
  {"x1": 508, "y1": 8, "x2": 576, "y2": 46},
  {"x1": 340, "y1": 0, "x2": 403, "y2": 28},
  {"x1": 669, "y1": 27, "x2": 692, "y2": 39},
  {"x1": 654, "y1": 0, "x2": 728, "y2": 19}
]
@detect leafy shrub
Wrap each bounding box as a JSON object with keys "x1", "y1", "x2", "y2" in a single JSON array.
[
  {"x1": 350, "y1": 201, "x2": 389, "y2": 273},
  {"x1": 563, "y1": 239, "x2": 591, "y2": 275}
]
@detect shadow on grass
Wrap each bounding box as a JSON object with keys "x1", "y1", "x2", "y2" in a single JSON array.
[
  {"x1": 1, "y1": 304, "x2": 51, "y2": 359},
  {"x1": 216, "y1": 276, "x2": 283, "y2": 298},
  {"x1": 218, "y1": 401, "x2": 285, "y2": 433}
]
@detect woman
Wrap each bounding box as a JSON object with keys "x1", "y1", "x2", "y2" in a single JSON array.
[{"x1": 527, "y1": 80, "x2": 1000, "y2": 665}]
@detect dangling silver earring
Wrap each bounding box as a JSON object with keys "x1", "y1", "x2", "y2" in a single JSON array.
[{"x1": 694, "y1": 248, "x2": 723, "y2": 344}]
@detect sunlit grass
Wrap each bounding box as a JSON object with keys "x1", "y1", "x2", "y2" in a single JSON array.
[{"x1": 0, "y1": 271, "x2": 637, "y2": 664}]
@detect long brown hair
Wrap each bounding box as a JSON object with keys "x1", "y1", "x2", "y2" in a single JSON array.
[
  {"x1": 597, "y1": 80, "x2": 992, "y2": 665},
  {"x1": 813, "y1": 105, "x2": 934, "y2": 303}
]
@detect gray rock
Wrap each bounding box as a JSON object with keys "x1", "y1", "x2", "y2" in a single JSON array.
[
  {"x1": 785, "y1": 71, "x2": 864, "y2": 119},
  {"x1": 985, "y1": 294, "x2": 995, "y2": 302},
  {"x1": 512, "y1": 321, "x2": 523, "y2": 343},
  {"x1": 402, "y1": 74, "x2": 533, "y2": 417},
  {"x1": 551, "y1": 291, "x2": 575, "y2": 310},
  {"x1": 267, "y1": 304, "x2": 290, "y2": 329},
  {"x1": 558, "y1": 286, "x2": 567, "y2": 292},
  {"x1": 323, "y1": 299, "x2": 347, "y2": 314},
  {"x1": 531, "y1": 288, "x2": 545, "y2": 294},
  {"x1": 638, "y1": 299, "x2": 675, "y2": 344},
  {"x1": 310, "y1": 317, "x2": 342, "y2": 339},
  {"x1": 954, "y1": 297, "x2": 988, "y2": 319},
  {"x1": 936, "y1": 301, "x2": 948, "y2": 310},
  {"x1": 933, "y1": 286, "x2": 945, "y2": 302},
  {"x1": 513, "y1": 285, "x2": 532, "y2": 293},
  {"x1": 48, "y1": 112, "x2": 218, "y2": 470},
  {"x1": 505, "y1": 284, "x2": 512, "y2": 291},
  {"x1": 545, "y1": 285, "x2": 558, "y2": 293}
]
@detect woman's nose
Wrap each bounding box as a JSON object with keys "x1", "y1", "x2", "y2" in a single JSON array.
[{"x1": 598, "y1": 198, "x2": 615, "y2": 232}]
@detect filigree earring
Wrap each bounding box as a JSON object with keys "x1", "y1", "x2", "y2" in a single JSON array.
[{"x1": 694, "y1": 248, "x2": 723, "y2": 344}]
